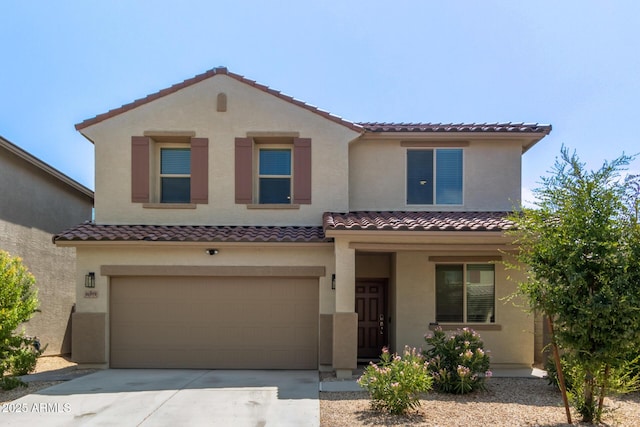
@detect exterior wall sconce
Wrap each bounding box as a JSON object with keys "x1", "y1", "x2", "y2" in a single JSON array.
[
  {"x1": 84, "y1": 272, "x2": 95, "y2": 288},
  {"x1": 205, "y1": 249, "x2": 219, "y2": 255},
  {"x1": 331, "y1": 274, "x2": 336, "y2": 290}
]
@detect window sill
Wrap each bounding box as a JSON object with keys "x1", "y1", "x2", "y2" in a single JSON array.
[
  {"x1": 428, "y1": 323, "x2": 502, "y2": 331},
  {"x1": 246, "y1": 204, "x2": 300, "y2": 210},
  {"x1": 142, "y1": 203, "x2": 197, "y2": 209}
]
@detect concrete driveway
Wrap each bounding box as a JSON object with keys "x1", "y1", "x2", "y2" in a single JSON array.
[{"x1": 2, "y1": 369, "x2": 319, "y2": 426}]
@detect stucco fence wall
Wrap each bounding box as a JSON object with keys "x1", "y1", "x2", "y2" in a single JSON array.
[{"x1": 1, "y1": 221, "x2": 75, "y2": 355}]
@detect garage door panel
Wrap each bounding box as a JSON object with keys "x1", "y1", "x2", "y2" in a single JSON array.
[
  {"x1": 110, "y1": 276, "x2": 318, "y2": 369},
  {"x1": 111, "y1": 322, "x2": 213, "y2": 347}
]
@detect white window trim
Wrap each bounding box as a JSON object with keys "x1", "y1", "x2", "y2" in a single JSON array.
[
  {"x1": 153, "y1": 142, "x2": 191, "y2": 203},
  {"x1": 405, "y1": 148, "x2": 465, "y2": 207},
  {"x1": 254, "y1": 144, "x2": 294, "y2": 204}
]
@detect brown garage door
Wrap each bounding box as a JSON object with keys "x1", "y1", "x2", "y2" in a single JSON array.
[{"x1": 110, "y1": 276, "x2": 318, "y2": 369}]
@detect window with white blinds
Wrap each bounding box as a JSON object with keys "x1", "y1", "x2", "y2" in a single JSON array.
[
  {"x1": 160, "y1": 147, "x2": 191, "y2": 203},
  {"x1": 258, "y1": 148, "x2": 292, "y2": 204},
  {"x1": 407, "y1": 149, "x2": 463, "y2": 205},
  {"x1": 436, "y1": 264, "x2": 495, "y2": 323}
]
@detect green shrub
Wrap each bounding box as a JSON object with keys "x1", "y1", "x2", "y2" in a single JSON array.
[
  {"x1": 8, "y1": 339, "x2": 42, "y2": 376},
  {"x1": 0, "y1": 250, "x2": 41, "y2": 390},
  {"x1": 0, "y1": 337, "x2": 41, "y2": 391},
  {"x1": 423, "y1": 327, "x2": 491, "y2": 394},
  {"x1": 357, "y1": 346, "x2": 432, "y2": 415},
  {"x1": 0, "y1": 376, "x2": 26, "y2": 390},
  {"x1": 545, "y1": 352, "x2": 640, "y2": 421}
]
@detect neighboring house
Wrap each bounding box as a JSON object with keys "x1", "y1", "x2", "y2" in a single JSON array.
[
  {"x1": 54, "y1": 67, "x2": 550, "y2": 377},
  {"x1": 0, "y1": 135, "x2": 94, "y2": 355}
]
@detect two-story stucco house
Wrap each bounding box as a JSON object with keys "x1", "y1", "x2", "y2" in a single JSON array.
[
  {"x1": 54, "y1": 67, "x2": 550, "y2": 377},
  {"x1": 1, "y1": 135, "x2": 93, "y2": 355}
]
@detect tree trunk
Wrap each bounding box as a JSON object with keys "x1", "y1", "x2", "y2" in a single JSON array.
[
  {"x1": 584, "y1": 372, "x2": 594, "y2": 423},
  {"x1": 597, "y1": 364, "x2": 610, "y2": 420}
]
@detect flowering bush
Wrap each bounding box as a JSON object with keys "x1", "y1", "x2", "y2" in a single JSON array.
[
  {"x1": 423, "y1": 327, "x2": 491, "y2": 394},
  {"x1": 357, "y1": 346, "x2": 432, "y2": 414}
]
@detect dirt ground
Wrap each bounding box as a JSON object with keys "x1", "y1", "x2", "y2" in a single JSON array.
[{"x1": 0, "y1": 355, "x2": 83, "y2": 404}]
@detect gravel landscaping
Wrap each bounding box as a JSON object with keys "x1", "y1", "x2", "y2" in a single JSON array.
[
  {"x1": 4, "y1": 357, "x2": 638, "y2": 425},
  {"x1": 0, "y1": 355, "x2": 95, "y2": 404},
  {"x1": 320, "y1": 378, "x2": 640, "y2": 426}
]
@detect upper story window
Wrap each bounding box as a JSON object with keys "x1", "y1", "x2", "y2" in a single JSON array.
[
  {"x1": 159, "y1": 147, "x2": 191, "y2": 203},
  {"x1": 407, "y1": 149, "x2": 463, "y2": 205},
  {"x1": 258, "y1": 148, "x2": 292, "y2": 204},
  {"x1": 435, "y1": 264, "x2": 495, "y2": 324},
  {"x1": 131, "y1": 135, "x2": 208, "y2": 206},
  {"x1": 235, "y1": 136, "x2": 311, "y2": 206}
]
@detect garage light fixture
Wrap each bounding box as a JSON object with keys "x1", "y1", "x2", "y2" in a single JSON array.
[
  {"x1": 84, "y1": 272, "x2": 95, "y2": 288},
  {"x1": 205, "y1": 248, "x2": 219, "y2": 255},
  {"x1": 331, "y1": 274, "x2": 336, "y2": 290}
]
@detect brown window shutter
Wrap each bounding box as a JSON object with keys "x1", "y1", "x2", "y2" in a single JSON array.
[
  {"x1": 293, "y1": 138, "x2": 312, "y2": 204},
  {"x1": 235, "y1": 137, "x2": 253, "y2": 204},
  {"x1": 190, "y1": 137, "x2": 209, "y2": 204},
  {"x1": 131, "y1": 136, "x2": 150, "y2": 203}
]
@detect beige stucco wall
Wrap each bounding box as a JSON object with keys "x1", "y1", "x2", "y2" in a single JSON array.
[
  {"x1": 0, "y1": 147, "x2": 93, "y2": 235},
  {"x1": 0, "y1": 146, "x2": 93, "y2": 355},
  {"x1": 1, "y1": 222, "x2": 76, "y2": 355},
  {"x1": 349, "y1": 138, "x2": 523, "y2": 211},
  {"x1": 80, "y1": 74, "x2": 360, "y2": 226},
  {"x1": 392, "y1": 251, "x2": 533, "y2": 367},
  {"x1": 355, "y1": 253, "x2": 391, "y2": 278},
  {"x1": 71, "y1": 243, "x2": 335, "y2": 364},
  {"x1": 70, "y1": 238, "x2": 534, "y2": 367}
]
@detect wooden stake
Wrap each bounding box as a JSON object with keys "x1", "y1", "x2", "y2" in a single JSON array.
[{"x1": 548, "y1": 316, "x2": 572, "y2": 424}]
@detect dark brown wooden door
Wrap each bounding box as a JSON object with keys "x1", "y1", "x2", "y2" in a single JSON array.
[{"x1": 355, "y1": 280, "x2": 387, "y2": 359}]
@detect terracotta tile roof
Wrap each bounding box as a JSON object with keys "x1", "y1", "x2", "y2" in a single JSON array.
[
  {"x1": 53, "y1": 223, "x2": 330, "y2": 243},
  {"x1": 54, "y1": 212, "x2": 516, "y2": 244},
  {"x1": 358, "y1": 122, "x2": 551, "y2": 134},
  {"x1": 75, "y1": 67, "x2": 362, "y2": 133},
  {"x1": 323, "y1": 211, "x2": 515, "y2": 232}
]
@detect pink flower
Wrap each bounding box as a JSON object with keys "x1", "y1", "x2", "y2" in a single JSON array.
[
  {"x1": 457, "y1": 365, "x2": 471, "y2": 377},
  {"x1": 460, "y1": 349, "x2": 474, "y2": 359},
  {"x1": 485, "y1": 370, "x2": 493, "y2": 378}
]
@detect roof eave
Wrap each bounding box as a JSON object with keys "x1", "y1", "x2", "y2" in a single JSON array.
[
  {"x1": 53, "y1": 239, "x2": 333, "y2": 248},
  {"x1": 360, "y1": 128, "x2": 550, "y2": 148},
  {"x1": 0, "y1": 136, "x2": 94, "y2": 199},
  {"x1": 324, "y1": 229, "x2": 510, "y2": 238}
]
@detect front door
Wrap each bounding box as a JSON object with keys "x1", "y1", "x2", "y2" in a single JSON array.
[{"x1": 355, "y1": 280, "x2": 388, "y2": 359}]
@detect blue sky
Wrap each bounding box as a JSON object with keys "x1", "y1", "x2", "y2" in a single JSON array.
[{"x1": 2, "y1": 1, "x2": 639, "y2": 202}]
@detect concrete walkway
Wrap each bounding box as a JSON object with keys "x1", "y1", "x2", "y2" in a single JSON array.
[
  {"x1": 6, "y1": 370, "x2": 319, "y2": 427},
  {"x1": 320, "y1": 366, "x2": 547, "y2": 392}
]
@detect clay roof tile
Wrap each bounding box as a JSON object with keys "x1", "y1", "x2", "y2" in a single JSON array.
[
  {"x1": 53, "y1": 223, "x2": 331, "y2": 244},
  {"x1": 323, "y1": 211, "x2": 515, "y2": 232}
]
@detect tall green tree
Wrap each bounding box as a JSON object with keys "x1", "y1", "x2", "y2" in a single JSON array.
[
  {"x1": 507, "y1": 148, "x2": 640, "y2": 423},
  {"x1": 0, "y1": 250, "x2": 40, "y2": 384}
]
